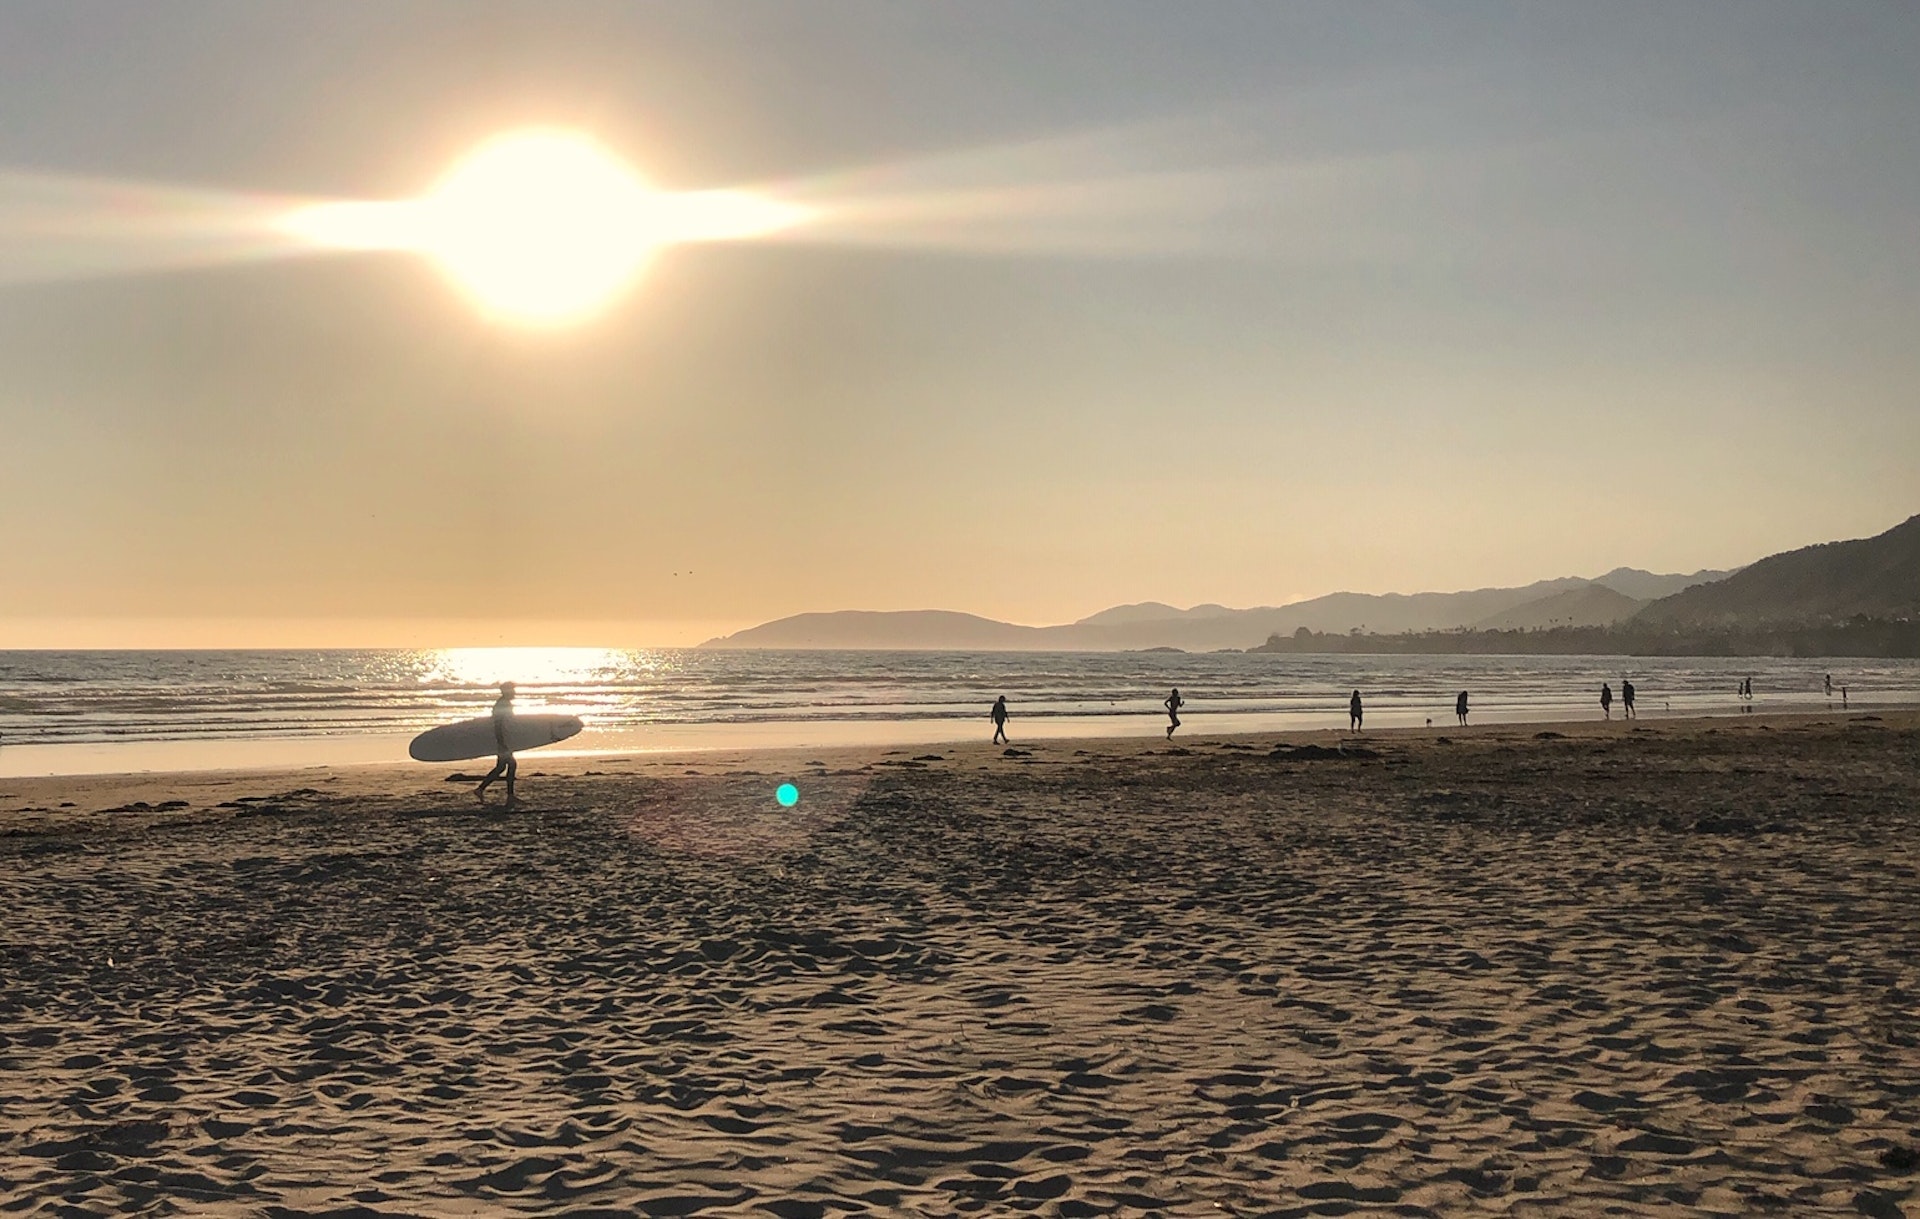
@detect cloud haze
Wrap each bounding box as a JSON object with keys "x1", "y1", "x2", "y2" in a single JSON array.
[{"x1": 0, "y1": 2, "x2": 1915, "y2": 645}]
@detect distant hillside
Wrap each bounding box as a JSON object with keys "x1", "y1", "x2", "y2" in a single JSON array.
[
  {"x1": 1470, "y1": 584, "x2": 1646, "y2": 631},
  {"x1": 709, "y1": 520, "x2": 1915, "y2": 654},
  {"x1": 1247, "y1": 515, "x2": 1920, "y2": 656},
  {"x1": 1587, "y1": 567, "x2": 1730, "y2": 601},
  {"x1": 705, "y1": 566, "x2": 1735, "y2": 651},
  {"x1": 1043, "y1": 581, "x2": 1601, "y2": 651},
  {"x1": 705, "y1": 610, "x2": 1045, "y2": 650},
  {"x1": 1251, "y1": 619, "x2": 1918, "y2": 658},
  {"x1": 704, "y1": 582, "x2": 1600, "y2": 650},
  {"x1": 1211, "y1": 579, "x2": 1592, "y2": 638},
  {"x1": 1635, "y1": 515, "x2": 1920, "y2": 628},
  {"x1": 1075, "y1": 602, "x2": 1239, "y2": 626}
]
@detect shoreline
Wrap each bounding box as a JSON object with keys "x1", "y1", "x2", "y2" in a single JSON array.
[
  {"x1": 2, "y1": 693, "x2": 1912, "y2": 782},
  {"x1": 3, "y1": 706, "x2": 1912, "y2": 825},
  {"x1": 6, "y1": 648, "x2": 1911, "y2": 781}
]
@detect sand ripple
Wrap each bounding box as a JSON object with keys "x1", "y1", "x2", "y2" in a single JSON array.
[{"x1": 2, "y1": 720, "x2": 1918, "y2": 1214}]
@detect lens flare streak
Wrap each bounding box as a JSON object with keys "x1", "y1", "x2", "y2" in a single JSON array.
[
  {"x1": 283, "y1": 130, "x2": 813, "y2": 324},
  {"x1": 0, "y1": 170, "x2": 304, "y2": 287},
  {"x1": 0, "y1": 117, "x2": 1362, "y2": 324},
  {"x1": 0, "y1": 132, "x2": 813, "y2": 324}
]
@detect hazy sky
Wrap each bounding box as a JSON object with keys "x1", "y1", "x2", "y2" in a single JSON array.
[{"x1": 2, "y1": 2, "x2": 1916, "y2": 646}]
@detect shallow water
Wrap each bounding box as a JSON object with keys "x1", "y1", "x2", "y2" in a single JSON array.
[{"x1": 0, "y1": 647, "x2": 1913, "y2": 776}]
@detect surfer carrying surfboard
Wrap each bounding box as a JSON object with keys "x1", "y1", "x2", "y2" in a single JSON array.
[{"x1": 475, "y1": 681, "x2": 520, "y2": 808}]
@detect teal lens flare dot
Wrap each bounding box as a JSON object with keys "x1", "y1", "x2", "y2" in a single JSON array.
[{"x1": 776, "y1": 783, "x2": 799, "y2": 807}]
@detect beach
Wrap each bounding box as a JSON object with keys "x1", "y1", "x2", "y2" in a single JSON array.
[{"x1": 3, "y1": 712, "x2": 1918, "y2": 1216}]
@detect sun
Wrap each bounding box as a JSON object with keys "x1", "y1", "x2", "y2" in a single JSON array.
[
  {"x1": 419, "y1": 129, "x2": 659, "y2": 326},
  {"x1": 280, "y1": 128, "x2": 812, "y2": 327}
]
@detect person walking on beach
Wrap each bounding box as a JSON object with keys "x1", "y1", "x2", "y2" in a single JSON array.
[
  {"x1": 1349, "y1": 689, "x2": 1363, "y2": 733},
  {"x1": 1455, "y1": 690, "x2": 1469, "y2": 726},
  {"x1": 991, "y1": 695, "x2": 1010, "y2": 745},
  {"x1": 1622, "y1": 679, "x2": 1636, "y2": 719},
  {"x1": 1825, "y1": 673, "x2": 1833, "y2": 699},
  {"x1": 1164, "y1": 687, "x2": 1184, "y2": 739},
  {"x1": 476, "y1": 681, "x2": 520, "y2": 809},
  {"x1": 1600, "y1": 682, "x2": 1613, "y2": 720}
]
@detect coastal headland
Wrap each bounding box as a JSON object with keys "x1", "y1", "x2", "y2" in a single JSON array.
[{"x1": 4, "y1": 713, "x2": 1918, "y2": 1214}]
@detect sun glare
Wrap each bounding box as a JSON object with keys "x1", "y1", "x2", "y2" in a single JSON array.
[
  {"x1": 423, "y1": 130, "x2": 657, "y2": 326},
  {"x1": 430, "y1": 646, "x2": 627, "y2": 689},
  {"x1": 281, "y1": 128, "x2": 811, "y2": 327}
]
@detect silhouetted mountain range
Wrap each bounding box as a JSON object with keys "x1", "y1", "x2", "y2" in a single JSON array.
[
  {"x1": 703, "y1": 517, "x2": 1916, "y2": 653},
  {"x1": 1634, "y1": 514, "x2": 1920, "y2": 629},
  {"x1": 702, "y1": 566, "x2": 1729, "y2": 651},
  {"x1": 1248, "y1": 515, "x2": 1919, "y2": 657},
  {"x1": 1468, "y1": 584, "x2": 1647, "y2": 632},
  {"x1": 704, "y1": 610, "x2": 1040, "y2": 650}
]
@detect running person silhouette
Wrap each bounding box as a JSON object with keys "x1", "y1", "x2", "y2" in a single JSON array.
[
  {"x1": 475, "y1": 681, "x2": 520, "y2": 809},
  {"x1": 1164, "y1": 687, "x2": 1184, "y2": 739}
]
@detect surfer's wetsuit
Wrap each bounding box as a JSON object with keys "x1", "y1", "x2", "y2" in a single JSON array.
[{"x1": 476, "y1": 685, "x2": 518, "y2": 806}]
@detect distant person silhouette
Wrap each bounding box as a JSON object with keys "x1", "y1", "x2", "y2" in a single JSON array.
[
  {"x1": 1164, "y1": 687, "x2": 1184, "y2": 739},
  {"x1": 1622, "y1": 679, "x2": 1636, "y2": 719},
  {"x1": 1842, "y1": 685, "x2": 1849, "y2": 708},
  {"x1": 475, "y1": 681, "x2": 520, "y2": 809},
  {"x1": 1455, "y1": 690, "x2": 1469, "y2": 726},
  {"x1": 1601, "y1": 683, "x2": 1613, "y2": 720},
  {"x1": 1349, "y1": 689, "x2": 1363, "y2": 733},
  {"x1": 1824, "y1": 673, "x2": 1833, "y2": 699},
  {"x1": 991, "y1": 695, "x2": 1010, "y2": 745}
]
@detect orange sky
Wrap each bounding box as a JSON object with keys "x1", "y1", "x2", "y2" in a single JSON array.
[{"x1": 2, "y1": 4, "x2": 1916, "y2": 648}]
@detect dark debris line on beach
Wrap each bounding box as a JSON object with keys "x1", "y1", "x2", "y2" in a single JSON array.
[{"x1": 1, "y1": 723, "x2": 1918, "y2": 1215}]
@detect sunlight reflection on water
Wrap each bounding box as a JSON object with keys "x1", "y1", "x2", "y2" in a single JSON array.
[
  {"x1": 0, "y1": 647, "x2": 1915, "y2": 772},
  {"x1": 428, "y1": 646, "x2": 638, "y2": 689}
]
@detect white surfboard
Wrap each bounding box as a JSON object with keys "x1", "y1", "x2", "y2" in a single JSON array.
[{"x1": 408, "y1": 714, "x2": 584, "y2": 763}]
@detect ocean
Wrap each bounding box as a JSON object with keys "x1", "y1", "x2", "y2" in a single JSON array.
[{"x1": 1, "y1": 647, "x2": 1914, "y2": 777}]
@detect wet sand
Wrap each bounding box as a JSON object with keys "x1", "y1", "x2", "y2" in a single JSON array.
[{"x1": 3, "y1": 712, "x2": 1918, "y2": 1216}]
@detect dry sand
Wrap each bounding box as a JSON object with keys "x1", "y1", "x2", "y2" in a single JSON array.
[{"x1": 3, "y1": 712, "x2": 1918, "y2": 1216}]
